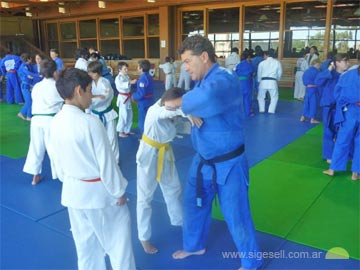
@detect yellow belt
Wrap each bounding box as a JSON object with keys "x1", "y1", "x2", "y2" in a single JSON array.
[{"x1": 142, "y1": 134, "x2": 173, "y2": 182}]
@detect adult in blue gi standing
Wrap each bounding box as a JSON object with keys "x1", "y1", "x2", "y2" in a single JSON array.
[
  {"x1": 300, "y1": 58, "x2": 321, "y2": 124},
  {"x1": 323, "y1": 67, "x2": 360, "y2": 181},
  {"x1": 18, "y1": 53, "x2": 39, "y2": 121},
  {"x1": 235, "y1": 50, "x2": 254, "y2": 117},
  {"x1": 89, "y1": 52, "x2": 117, "y2": 94},
  {"x1": 251, "y1": 46, "x2": 264, "y2": 101},
  {"x1": 171, "y1": 35, "x2": 262, "y2": 270},
  {"x1": 132, "y1": 60, "x2": 154, "y2": 134},
  {"x1": 315, "y1": 53, "x2": 349, "y2": 163},
  {"x1": 50, "y1": 49, "x2": 64, "y2": 72},
  {"x1": 0, "y1": 51, "x2": 23, "y2": 104}
]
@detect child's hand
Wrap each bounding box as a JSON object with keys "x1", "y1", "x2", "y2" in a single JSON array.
[
  {"x1": 116, "y1": 194, "x2": 127, "y2": 206},
  {"x1": 131, "y1": 79, "x2": 137, "y2": 84},
  {"x1": 188, "y1": 115, "x2": 203, "y2": 128}
]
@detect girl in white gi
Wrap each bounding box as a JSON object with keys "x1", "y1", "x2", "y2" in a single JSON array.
[
  {"x1": 49, "y1": 68, "x2": 136, "y2": 270},
  {"x1": 74, "y1": 48, "x2": 88, "y2": 72},
  {"x1": 159, "y1": 56, "x2": 174, "y2": 91},
  {"x1": 115, "y1": 62, "x2": 137, "y2": 138},
  {"x1": 136, "y1": 87, "x2": 190, "y2": 254},
  {"x1": 23, "y1": 59, "x2": 63, "y2": 185},
  {"x1": 87, "y1": 61, "x2": 119, "y2": 163}
]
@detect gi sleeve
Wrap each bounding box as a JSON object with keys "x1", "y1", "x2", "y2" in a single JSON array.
[{"x1": 92, "y1": 79, "x2": 114, "y2": 108}]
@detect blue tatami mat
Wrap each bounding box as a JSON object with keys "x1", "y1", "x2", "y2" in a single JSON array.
[{"x1": 0, "y1": 155, "x2": 65, "y2": 221}]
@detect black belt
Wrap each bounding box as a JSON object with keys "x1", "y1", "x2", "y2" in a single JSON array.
[
  {"x1": 261, "y1": 77, "x2": 277, "y2": 81},
  {"x1": 196, "y1": 144, "x2": 245, "y2": 207}
]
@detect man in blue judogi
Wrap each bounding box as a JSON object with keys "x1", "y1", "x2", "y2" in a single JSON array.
[
  {"x1": 170, "y1": 35, "x2": 262, "y2": 270},
  {"x1": 0, "y1": 52, "x2": 23, "y2": 104},
  {"x1": 132, "y1": 60, "x2": 154, "y2": 134}
]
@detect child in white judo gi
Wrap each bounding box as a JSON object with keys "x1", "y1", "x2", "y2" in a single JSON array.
[
  {"x1": 115, "y1": 61, "x2": 137, "y2": 138},
  {"x1": 23, "y1": 59, "x2": 63, "y2": 185},
  {"x1": 87, "y1": 61, "x2": 119, "y2": 163},
  {"x1": 136, "y1": 87, "x2": 191, "y2": 254},
  {"x1": 49, "y1": 67, "x2": 136, "y2": 270},
  {"x1": 159, "y1": 56, "x2": 175, "y2": 91}
]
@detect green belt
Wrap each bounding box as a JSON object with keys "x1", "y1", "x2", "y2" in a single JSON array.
[
  {"x1": 238, "y1": 76, "x2": 249, "y2": 81},
  {"x1": 32, "y1": 113, "x2": 56, "y2": 117},
  {"x1": 91, "y1": 105, "x2": 113, "y2": 127}
]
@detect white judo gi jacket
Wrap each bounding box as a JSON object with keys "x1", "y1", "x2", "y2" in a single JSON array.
[
  {"x1": 115, "y1": 72, "x2": 133, "y2": 133},
  {"x1": 23, "y1": 78, "x2": 63, "y2": 177},
  {"x1": 74, "y1": 58, "x2": 88, "y2": 72},
  {"x1": 159, "y1": 62, "x2": 174, "y2": 90}
]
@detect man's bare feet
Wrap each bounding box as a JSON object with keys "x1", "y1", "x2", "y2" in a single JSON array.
[
  {"x1": 119, "y1": 132, "x2": 128, "y2": 138},
  {"x1": 351, "y1": 172, "x2": 359, "y2": 181},
  {"x1": 300, "y1": 116, "x2": 306, "y2": 122},
  {"x1": 17, "y1": 113, "x2": 26, "y2": 120},
  {"x1": 172, "y1": 249, "x2": 206, "y2": 259},
  {"x1": 32, "y1": 175, "x2": 44, "y2": 185},
  {"x1": 141, "y1": 240, "x2": 158, "y2": 254},
  {"x1": 310, "y1": 119, "x2": 320, "y2": 124},
  {"x1": 326, "y1": 159, "x2": 331, "y2": 164},
  {"x1": 323, "y1": 169, "x2": 334, "y2": 176}
]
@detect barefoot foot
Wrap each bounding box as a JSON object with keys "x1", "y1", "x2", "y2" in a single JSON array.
[
  {"x1": 119, "y1": 132, "x2": 128, "y2": 138},
  {"x1": 17, "y1": 113, "x2": 26, "y2": 120},
  {"x1": 323, "y1": 169, "x2": 334, "y2": 176},
  {"x1": 172, "y1": 249, "x2": 206, "y2": 259},
  {"x1": 300, "y1": 116, "x2": 306, "y2": 122},
  {"x1": 351, "y1": 172, "x2": 359, "y2": 181},
  {"x1": 310, "y1": 119, "x2": 320, "y2": 124},
  {"x1": 32, "y1": 175, "x2": 44, "y2": 185},
  {"x1": 141, "y1": 241, "x2": 158, "y2": 254},
  {"x1": 326, "y1": 159, "x2": 331, "y2": 164}
]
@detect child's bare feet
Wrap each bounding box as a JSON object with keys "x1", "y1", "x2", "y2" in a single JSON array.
[
  {"x1": 32, "y1": 175, "x2": 43, "y2": 185},
  {"x1": 323, "y1": 169, "x2": 334, "y2": 176},
  {"x1": 351, "y1": 172, "x2": 359, "y2": 181},
  {"x1": 326, "y1": 159, "x2": 331, "y2": 164},
  {"x1": 310, "y1": 118, "x2": 320, "y2": 124},
  {"x1": 119, "y1": 132, "x2": 128, "y2": 138},
  {"x1": 17, "y1": 113, "x2": 26, "y2": 120},
  {"x1": 300, "y1": 116, "x2": 306, "y2": 122},
  {"x1": 172, "y1": 249, "x2": 205, "y2": 259},
  {"x1": 141, "y1": 240, "x2": 158, "y2": 254},
  {"x1": 26, "y1": 117, "x2": 31, "y2": 121}
]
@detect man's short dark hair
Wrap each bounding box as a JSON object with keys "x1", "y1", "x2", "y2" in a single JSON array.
[
  {"x1": 138, "y1": 60, "x2": 151, "y2": 72},
  {"x1": 56, "y1": 68, "x2": 92, "y2": 100},
  {"x1": 87, "y1": 61, "x2": 103, "y2": 75},
  {"x1": 178, "y1": 35, "x2": 216, "y2": 63},
  {"x1": 231, "y1": 47, "x2": 239, "y2": 54},
  {"x1": 160, "y1": 87, "x2": 186, "y2": 105},
  {"x1": 40, "y1": 59, "x2": 57, "y2": 78}
]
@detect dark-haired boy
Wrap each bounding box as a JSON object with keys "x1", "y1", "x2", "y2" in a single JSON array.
[
  {"x1": 132, "y1": 59, "x2": 154, "y2": 134},
  {"x1": 49, "y1": 67, "x2": 136, "y2": 270},
  {"x1": 23, "y1": 59, "x2": 63, "y2": 185}
]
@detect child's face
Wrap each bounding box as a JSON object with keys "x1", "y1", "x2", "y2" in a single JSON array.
[
  {"x1": 88, "y1": 71, "x2": 100, "y2": 81},
  {"x1": 35, "y1": 55, "x2": 42, "y2": 65},
  {"x1": 120, "y1": 66, "x2": 128, "y2": 75},
  {"x1": 50, "y1": 51, "x2": 57, "y2": 60},
  {"x1": 79, "y1": 83, "x2": 93, "y2": 110},
  {"x1": 164, "y1": 97, "x2": 182, "y2": 111}
]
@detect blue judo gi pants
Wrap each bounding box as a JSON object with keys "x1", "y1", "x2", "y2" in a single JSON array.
[
  {"x1": 19, "y1": 83, "x2": 32, "y2": 118},
  {"x1": 6, "y1": 72, "x2": 23, "y2": 104}
]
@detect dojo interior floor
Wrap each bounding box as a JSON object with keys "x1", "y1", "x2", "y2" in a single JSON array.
[{"x1": 1, "y1": 85, "x2": 359, "y2": 270}]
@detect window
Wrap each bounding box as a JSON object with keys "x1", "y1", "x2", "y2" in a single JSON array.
[
  {"x1": 123, "y1": 39, "x2": 145, "y2": 58},
  {"x1": 79, "y1": 19, "x2": 97, "y2": 39},
  {"x1": 101, "y1": 40, "x2": 120, "y2": 59},
  {"x1": 244, "y1": 5, "x2": 280, "y2": 57},
  {"x1": 208, "y1": 8, "x2": 240, "y2": 57},
  {"x1": 47, "y1": 23, "x2": 58, "y2": 52},
  {"x1": 181, "y1": 10, "x2": 204, "y2": 41},
  {"x1": 330, "y1": 0, "x2": 360, "y2": 58},
  {"x1": 60, "y1": 22, "x2": 76, "y2": 40},
  {"x1": 100, "y1": 18, "x2": 119, "y2": 38},
  {"x1": 60, "y1": 22, "x2": 77, "y2": 58},
  {"x1": 284, "y1": 1, "x2": 327, "y2": 58},
  {"x1": 123, "y1": 17, "x2": 144, "y2": 37}
]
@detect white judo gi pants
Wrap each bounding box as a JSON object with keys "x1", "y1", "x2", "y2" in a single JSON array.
[
  {"x1": 23, "y1": 116, "x2": 55, "y2": 177},
  {"x1": 105, "y1": 119, "x2": 120, "y2": 164},
  {"x1": 136, "y1": 158, "x2": 183, "y2": 241},
  {"x1": 257, "y1": 81, "x2": 279, "y2": 114},
  {"x1": 68, "y1": 204, "x2": 136, "y2": 270},
  {"x1": 294, "y1": 71, "x2": 305, "y2": 99},
  {"x1": 116, "y1": 103, "x2": 133, "y2": 134},
  {"x1": 165, "y1": 74, "x2": 174, "y2": 91}
]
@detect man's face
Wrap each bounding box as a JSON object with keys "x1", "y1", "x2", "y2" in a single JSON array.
[{"x1": 181, "y1": 50, "x2": 207, "y2": 81}]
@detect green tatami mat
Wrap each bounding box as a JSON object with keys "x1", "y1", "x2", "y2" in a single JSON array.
[
  {"x1": 212, "y1": 159, "x2": 332, "y2": 237},
  {"x1": 269, "y1": 133, "x2": 326, "y2": 169},
  {"x1": 306, "y1": 123, "x2": 323, "y2": 136},
  {"x1": 288, "y1": 177, "x2": 360, "y2": 260},
  {"x1": 0, "y1": 104, "x2": 30, "y2": 158}
]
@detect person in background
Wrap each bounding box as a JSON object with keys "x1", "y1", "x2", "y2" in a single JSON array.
[
  {"x1": 257, "y1": 50, "x2": 282, "y2": 114},
  {"x1": 159, "y1": 56, "x2": 174, "y2": 91},
  {"x1": 0, "y1": 51, "x2": 23, "y2": 104},
  {"x1": 225, "y1": 47, "x2": 240, "y2": 72},
  {"x1": 170, "y1": 34, "x2": 262, "y2": 270},
  {"x1": 305, "y1": 46, "x2": 319, "y2": 66},
  {"x1": 23, "y1": 59, "x2": 64, "y2": 185},
  {"x1": 87, "y1": 61, "x2": 119, "y2": 164},
  {"x1": 170, "y1": 56, "x2": 177, "y2": 87},
  {"x1": 50, "y1": 49, "x2": 64, "y2": 72},
  {"x1": 300, "y1": 58, "x2": 321, "y2": 124},
  {"x1": 235, "y1": 50, "x2": 254, "y2": 117},
  {"x1": 115, "y1": 61, "x2": 137, "y2": 138},
  {"x1": 89, "y1": 51, "x2": 116, "y2": 93},
  {"x1": 293, "y1": 51, "x2": 308, "y2": 101},
  {"x1": 49, "y1": 67, "x2": 136, "y2": 270},
  {"x1": 74, "y1": 48, "x2": 89, "y2": 72},
  {"x1": 18, "y1": 53, "x2": 38, "y2": 121},
  {"x1": 315, "y1": 53, "x2": 350, "y2": 163},
  {"x1": 32, "y1": 53, "x2": 45, "y2": 85},
  {"x1": 132, "y1": 60, "x2": 155, "y2": 135},
  {"x1": 251, "y1": 46, "x2": 264, "y2": 101},
  {"x1": 177, "y1": 62, "x2": 191, "y2": 91}
]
